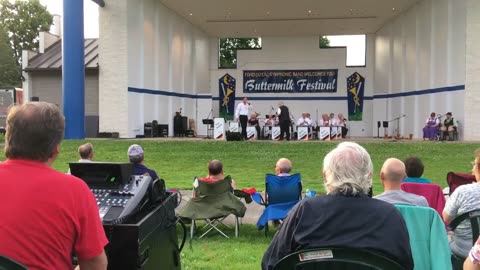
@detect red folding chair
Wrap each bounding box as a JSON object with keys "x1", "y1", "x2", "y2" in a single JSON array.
[
  {"x1": 400, "y1": 182, "x2": 445, "y2": 217},
  {"x1": 447, "y1": 172, "x2": 475, "y2": 195}
]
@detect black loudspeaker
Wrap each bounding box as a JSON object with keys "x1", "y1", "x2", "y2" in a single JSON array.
[
  {"x1": 31, "y1": 96, "x2": 40, "y2": 102},
  {"x1": 382, "y1": 121, "x2": 389, "y2": 128},
  {"x1": 226, "y1": 131, "x2": 242, "y2": 141},
  {"x1": 151, "y1": 120, "x2": 159, "y2": 137},
  {"x1": 144, "y1": 122, "x2": 153, "y2": 137},
  {"x1": 377, "y1": 121, "x2": 381, "y2": 128},
  {"x1": 158, "y1": 125, "x2": 168, "y2": 137}
]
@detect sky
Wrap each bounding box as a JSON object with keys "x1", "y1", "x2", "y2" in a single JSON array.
[{"x1": 39, "y1": 0, "x2": 99, "y2": 38}]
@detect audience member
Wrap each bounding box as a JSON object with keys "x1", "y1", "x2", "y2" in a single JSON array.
[
  {"x1": 0, "y1": 102, "x2": 108, "y2": 269},
  {"x1": 403, "y1": 157, "x2": 431, "y2": 183},
  {"x1": 423, "y1": 112, "x2": 440, "y2": 141},
  {"x1": 443, "y1": 149, "x2": 480, "y2": 258},
  {"x1": 261, "y1": 142, "x2": 413, "y2": 270},
  {"x1": 275, "y1": 158, "x2": 292, "y2": 176},
  {"x1": 465, "y1": 236, "x2": 480, "y2": 270},
  {"x1": 196, "y1": 160, "x2": 237, "y2": 190},
  {"x1": 67, "y1": 143, "x2": 95, "y2": 174},
  {"x1": 128, "y1": 144, "x2": 159, "y2": 180},
  {"x1": 374, "y1": 158, "x2": 429, "y2": 206}
]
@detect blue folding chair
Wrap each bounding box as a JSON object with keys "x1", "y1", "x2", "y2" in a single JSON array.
[{"x1": 254, "y1": 173, "x2": 302, "y2": 235}]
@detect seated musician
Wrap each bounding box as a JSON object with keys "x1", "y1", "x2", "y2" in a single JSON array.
[
  {"x1": 296, "y1": 113, "x2": 310, "y2": 126},
  {"x1": 265, "y1": 114, "x2": 277, "y2": 127},
  {"x1": 423, "y1": 112, "x2": 440, "y2": 141},
  {"x1": 337, "y1": 113, "x2": 348, "y2": 138},
  {"x1": 318, "y1": 114, "x2": 330, "y2": 126},
  {"x1": 440, "y1": 112, "x2": 457, "y2": 141},
  {"x1": 329, "y1": 113, "x2": 338, "y2": 126},
  {"x1": 248, "y1": 113, "x2": 260, "y2": 137}
]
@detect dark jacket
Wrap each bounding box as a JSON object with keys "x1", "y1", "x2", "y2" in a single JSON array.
[{"x1": 278, "y1": 105, "x2": 290, "y2": 123}]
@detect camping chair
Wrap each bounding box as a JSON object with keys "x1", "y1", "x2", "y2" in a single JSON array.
[
  {"x1": 254, "y1": 173, "x2": 302, "y2": 236},
  {"x1": 273, "y1": 247, "x2": 406, "y2": 270},
  {"x1": 0, "y1": 255, "x2": 28, "y2": 270},
  {"x1": 394, "y1": 205, "x2": 451, "y2": 270},
  {"x1": 400, "y1": 182, "x2": 445, "y2": 217},
  {"x1": 448, "y1": 209, "x2": 480, "y2": 270},
  {"x1": 178, "y1": 176, "x2": 246, "y2": 239},
  {"x1": 447, "y1": 172, "x2": 475, "y2": 195}
]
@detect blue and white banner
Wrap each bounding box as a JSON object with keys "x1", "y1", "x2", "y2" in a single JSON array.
[{"x1": 243, "y1": 69, "x2": 338, "y2": 93}]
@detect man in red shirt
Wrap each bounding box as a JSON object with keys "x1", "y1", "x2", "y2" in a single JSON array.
[{"x1": 0, "y1": 102, "x2": 108, "y2": 270}]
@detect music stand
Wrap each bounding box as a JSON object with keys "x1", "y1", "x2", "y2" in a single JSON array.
[
  {"x1": 202, "y1": 119, "x2": 214, "y2": 139},
  {"x1": 389, "y1": 115, "x2": 406, "y2": 140}
]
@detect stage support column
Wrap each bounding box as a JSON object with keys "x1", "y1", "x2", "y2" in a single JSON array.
[
  {"x1": 62, "y1": 0, "x2": 85, "y2": 139},
  {"x1": 465, "y1": 0, "x2": 480, "y2": 140}
]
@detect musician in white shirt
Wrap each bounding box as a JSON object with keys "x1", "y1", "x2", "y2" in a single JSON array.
[
  {"x1": 318, "y1": 114, "x2": 330, "y2": 126},
  {"x1": 297, "y1": 113, "x2": 312, "y2": 126},
  {"x1": 329, "y1": 113, "x2": 338, "y2": 126},
  {"x1": 235, "y1": 97, "x2": 253, "y2": 140}
]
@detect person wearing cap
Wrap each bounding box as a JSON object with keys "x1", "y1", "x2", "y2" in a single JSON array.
[
  {"x1": 128, "y1": 144, "x2": 159, "y2": 180},
  {"x1": 440, "y1": 112, "x2": 457, "y2": 141}
]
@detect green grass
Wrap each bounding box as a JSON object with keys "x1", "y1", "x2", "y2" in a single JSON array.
[
  {"x1": 178, "y1": 224, "x2": 272, "y2": 270},
  {"x1": 0, "y1": 139, "x2": 478, "y2": 194}
]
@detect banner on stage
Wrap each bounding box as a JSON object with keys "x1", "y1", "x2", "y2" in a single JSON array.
[
  {"x1": 219, "y1": 74, "x2": 236, "y2": 120},
  {"x1": 243, "y1": 69, "x2": 338, "y2": 93},
  {"x1": 319, "y1": 127, "x2": 330, "y2": 141},
  {"x1": 272, "y1": 126, "x2": 281, "y2": 140},
  {"x1": 247, "y1": 127, "x2": 257, "y2": 140},
  {"x1": 347, "y1": 72, "x2": 365, "y2": 121},
  {"x1": 214, "y1": 118, "x2": 226, "y2": 140},
  {"x1": 297, "y1": 126, "x2": 309, "y2": 141}
]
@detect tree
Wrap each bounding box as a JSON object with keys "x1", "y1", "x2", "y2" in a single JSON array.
[
  {"x1": 0, "y1": 26, "x2": 20, "y2": 87},
  {"x1": 219, "y1": 38, "x2": 261, "y2": 68},
  {"x1": 0, "y1": 0, "x2": 52, "y2": 80},
  {"x1": 320, "y1": 36, "x2": 330, "y2": 48}
]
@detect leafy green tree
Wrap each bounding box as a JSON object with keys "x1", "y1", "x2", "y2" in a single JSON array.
[
  {"x1": 0, "y1": 26, "x2": 20, "y2": 87},
  {"x1": 219, "y1": 38, "x2": 261, "y2": 68},
  {"x1": 0, "y1": 0, "x2": 52, "y2": 73},
  {"x1": 320, "y1": 36, "x2": 330, "y2": 48}
]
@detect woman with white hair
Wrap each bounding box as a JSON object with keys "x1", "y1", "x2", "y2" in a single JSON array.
[{"x1": 262, "y1": 142, "x2": 413, "y2": 270}]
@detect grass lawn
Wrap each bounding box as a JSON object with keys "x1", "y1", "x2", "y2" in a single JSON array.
[
  {"x1": 0, "y1": 139, "x2": 477, "y2": 194},
  {"x1": 178, "y1": 224, "x2": 272, "y2": 270}
]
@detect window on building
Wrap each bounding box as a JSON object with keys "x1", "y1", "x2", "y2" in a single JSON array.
[
  {"x1": 218, "y1": 38, "x2": 262, "y2": 69},
  {"x1": 322, "y1": 35, "x2": 366, "y2": 66}
]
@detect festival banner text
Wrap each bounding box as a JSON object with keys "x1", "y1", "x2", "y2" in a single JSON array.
[{"x1": 243, "y1": 69, "x2": 338, "y2": 93}]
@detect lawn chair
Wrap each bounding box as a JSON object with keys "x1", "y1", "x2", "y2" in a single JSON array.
[
  {"x1": 273, "y1": 247, "x2": 406, "y2": 270},
  {"x1": 394, "y1": 204, "x2": 451, "y2": 270},
  {"x1": 400, "y1": 182, "x2": 445, "y2": 217},
  {"x1": 178, "y1": 176, "x2": 246, "y2": 239},
  {"x1": 254, "y1": 173, "x2": 302, "y2": 236},
  {"x1": 447, "y1": 172, "x2": 475, "y2": 195},
  {"x1": 448, "y1": 209, "x2": 480, "y2": 270}
]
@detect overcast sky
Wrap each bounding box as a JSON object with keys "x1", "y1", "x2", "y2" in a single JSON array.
[{"x1": 39, "y1": 0, "x2": 99, "y2": 38}]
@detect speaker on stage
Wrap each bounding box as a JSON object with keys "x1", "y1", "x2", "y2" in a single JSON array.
[
  {"x1": 151, "y1": 120, "x2": 159, "y2": 137},
  {"x1": 31, "y1": 96, "x2": 40, "y2": 102},
  {"x1": 382, "y1": 121, "x2": 389, "y2": 128},
  {"x1": 377, "y1": 121, "x2": 381, "y2": 128},
  {"x1": 158, "y1": 125, "x2": 168, "y2": 137},
  {"x1": 144, "y1": 122, "x2": 153, "y2": 137}
]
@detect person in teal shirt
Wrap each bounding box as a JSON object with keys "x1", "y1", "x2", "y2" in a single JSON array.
[{"x1": 403, "y1": 157, "x2": 431, "y2": 183}]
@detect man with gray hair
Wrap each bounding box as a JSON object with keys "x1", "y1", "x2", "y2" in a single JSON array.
[
  {"x1": 262, "y1": 142, "x2": 413, "y2": 270},
  {"x1": 374, "y1": 158, "x2": 428, "y2": 206},
  {"x1": 275, "y1": 158, "x2": 292, "y2": 176},
  {"x1": 128, "y1": 144, "x2": 159, "y2": 180}
]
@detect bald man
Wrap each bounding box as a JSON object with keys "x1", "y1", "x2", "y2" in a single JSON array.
[
  {"x1": 275, "y1": 158, "x2": 292, "y2": 176},
  {"x1": 374, "y1": 158, "x2": 428, "y2": 206}
]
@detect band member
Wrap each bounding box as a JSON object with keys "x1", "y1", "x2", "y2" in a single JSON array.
[
  {"x1": 248, "y1": 113, "x2": 260, "y2": 138},
  {"x1": 235, "y1": 97, "x2": 252, "y2": 140},
  {"x1": 329, "y1": 113, "x2": 338, "y2": 126},
  {"x1": 423, "y1": 112, "x2": 440, "y2": 141},
  {"x1": 277, "y1": 101, "x2": 291, "y2": 141},
  {"x1": 318, "y1": 114, "x2": 330, "y2": 126},
  {"x1": 337, "y1": 113, "x2": 348, "y2": 138},
  {"x1": 440, "y1": 112, "x2": 457, "y2": 141},
  {"x1": 265, "y1": 114, "x2": 278, "y2": 127},
  {"x1": 297, "y1": 113, "x2": 312, "y2": 126}
]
